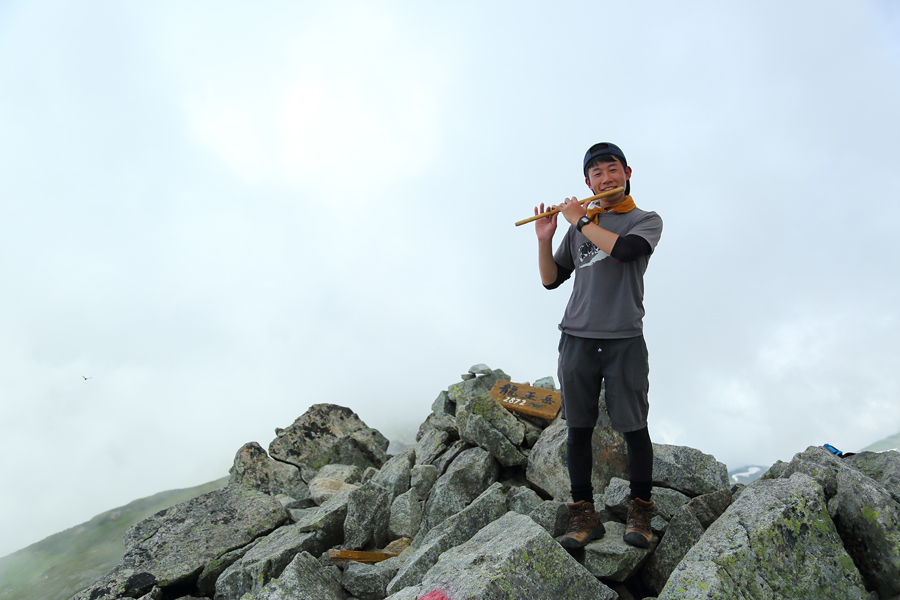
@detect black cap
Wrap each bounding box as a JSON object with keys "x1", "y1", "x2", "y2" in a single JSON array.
[{"x1": 582, "y1": 142, "x2": 627, "y2": 176}]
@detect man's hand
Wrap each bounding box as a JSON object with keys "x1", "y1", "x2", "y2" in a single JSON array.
[
  {"x1": 558, "y1": 196, "x2": 587, "y2": 226},
  {"x1": 533, "y1": 202, "x2": 558, "y2": 241}
]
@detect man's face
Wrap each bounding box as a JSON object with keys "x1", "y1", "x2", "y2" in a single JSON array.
[{"x1": 585, "y1": 159, "x2": 631, "y2": 200}]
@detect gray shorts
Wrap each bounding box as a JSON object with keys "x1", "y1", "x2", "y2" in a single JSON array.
[{"x1": 557, "y1": 332, "x2": 650, "y2": 432}]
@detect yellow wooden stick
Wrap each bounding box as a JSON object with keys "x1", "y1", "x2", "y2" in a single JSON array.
[{"x1": 514, "y1": 187, "x2": 625, "y2": 227}]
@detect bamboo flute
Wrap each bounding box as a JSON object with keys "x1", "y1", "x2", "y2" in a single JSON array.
[{"x1": 514, "y1": 187, "x2": 625, "y2": 227}]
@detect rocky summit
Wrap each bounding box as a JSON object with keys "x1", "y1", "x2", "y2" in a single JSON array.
[{"x1": 71, "y1": 366, "x2": 900, "y2": 600}]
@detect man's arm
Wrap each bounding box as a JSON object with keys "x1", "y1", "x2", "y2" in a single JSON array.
[{"x1": 533, "y1": 202, "x2": 560, "y2": 286}]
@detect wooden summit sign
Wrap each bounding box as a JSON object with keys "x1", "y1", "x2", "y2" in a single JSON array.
[{"x1": 489, "y1": 380, "x2": 561, "y2": 420}]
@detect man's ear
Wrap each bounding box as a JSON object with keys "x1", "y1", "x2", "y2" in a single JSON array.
[
  {"x1": 585, "y1": 176, "x2": 592, "y2": 191},
  {"x1": 625, "y1": 166, "x2": 632, "y2": 181}
]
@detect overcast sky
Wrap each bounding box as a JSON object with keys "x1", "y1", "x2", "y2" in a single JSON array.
[{"x1": 1, "y1": 0, "x2": 899, "y2": 558}]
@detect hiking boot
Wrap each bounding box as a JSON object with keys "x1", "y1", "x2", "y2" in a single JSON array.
[
  {"x1": 624, "y1": 497, "x2": 654, "y2": 549},
  {"x1": 559, "y1": 500, "x2": 605, "y2": 549}
]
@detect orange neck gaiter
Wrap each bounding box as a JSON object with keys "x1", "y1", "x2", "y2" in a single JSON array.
[{"x1": 585, "y1": 195, "x2": 636, "y2": 223}]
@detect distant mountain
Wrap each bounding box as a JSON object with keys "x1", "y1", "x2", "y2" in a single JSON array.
[
  {"x1": 860, "y1": 430, "x2": 900, "y2": 452},
  {"x1": 0, "y1": 477, "x2": 228, "y2": 600},
  {"x1": 728, "y1": 465, "x2": 767, "y2": 485}
]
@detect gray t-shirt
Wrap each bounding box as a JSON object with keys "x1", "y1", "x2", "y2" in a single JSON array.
[{"x1": 554, "y1": 207, "x2": 663, "y2": 338}]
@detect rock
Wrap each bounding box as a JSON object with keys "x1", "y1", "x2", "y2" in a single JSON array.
[
  {"x1": 388, "y1": 483, "x2": 509, "y2": 595},
  {"x1": 252, "y1": 551, "x2": 347, "y2": 600},
  {"x1": 526, "y1": 419, "x2": 628, "y2": 501},
  {"x1": 268, "y1": 404, "x2": 389, "y2": 482},
  {"x1": 532, "y1": 376, "x2": 556, "y2": 390},
  {"x1": 682, "y1": 488, "x2": 732, "y2": 528},
  {"x1": 637, "y1": 484, "x2": 733, "y2": 595},
  {"x1": 410, "y1": 464, "x2": 439, "y2": 499},
  {"x1": 73, "y1": 487, "x2": 287, "y2": 600},
  {"x1": 431, "y1": 390, "x2": 456, "y2": 418},
  {"x1": 506, "y1": 486, "x2": 542, "y2": 515},
  {"x1": 214, "y1": 523, "x2": 325, "y2": 600},
  {"x1": 652, "y1": 444, "x2": 729, "y2": 497},
  {"x1": 516, "y1": 416, "x2": 544, "y2": 448},
  {"x1": 527, "y1": 500, "x2": 570, "y2": 537},
  {"x1": 229, "y1": 442, "x2": 310, "y2": 501},
  {"x1": 309, "y1": 479, "x2": 360, "y2": 506},
  {"x1": 431, "y1": 440, "x2": 471, "y2": 475},
  {"x1": 446, "y1": 369, "x2": 509, "y2": 405},
  {"x1": 415, "y1": 414, "x2": 458, "y2": 443},
  {"x1": 294, "y1": 489, "x2": 353, "y2": 549},
  {"x1": 467, "y1": 364, "x2": 492, "y2": 375},
  {"x1": 766, "y1": 445, "x2": 900, "y2": 597},
  {"x1": 659, "y1": 473, "x2": 869, "y2": 599},
  {"x1": 420, "y1": 447, "x2": 500, "y2": 534},
  {"x1": 386, "y1": 512, "x2": 617, "y2": 600},
  {"x1": 342, "y1": 557, "x2": 401, "y2": 600},
  {"x1": 196, "y1": 543, "x2": 256, "y2": 596},
  {"x1": 308, "y1": 464, "x2": 363, "y2": 505},
  {"x1": 389, "y1": 489, "x2": 423, "y2": 540},
  {"x1": 460, "y1": 373, "x2": 476, "y2": 380},
  {"x1": 343, "y1": 481, "x2": 392, "y2": 550},
  {"x1": 413, "y1": 427, "x2": 450, "y2": 467},
  {"x1": 604, "y1": 477, "x2": 692, "y2": 522},
  {"x1": 383, "y1": 538, "x2": 411, "y2": 554},
  {"x1": 845, "y1": 450, "x2": 900, "y2": 503},
  {"x1": 641, "y1": 505, "x2": 707, "y2": 595},
  {"x1": 583, "y1": 521, "x2": 655, "y2": 582},
  {"x1": 371, "y1": 447, "x2": 415, "y2": 503},
  {"x1": 455, "y1": 395, "x2": 527, "y2": 467}
]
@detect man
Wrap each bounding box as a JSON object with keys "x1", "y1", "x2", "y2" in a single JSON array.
[{"x1": 533, "y1": 142, "x2": 662, "y2": 549}]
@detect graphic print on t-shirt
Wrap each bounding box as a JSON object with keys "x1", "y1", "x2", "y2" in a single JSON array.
[{"x1": 578, "y1": 240, "x2": 609, "y2": 269}]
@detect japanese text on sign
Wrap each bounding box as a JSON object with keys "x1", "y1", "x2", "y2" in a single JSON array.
[{"x1": 489, "y1": 380, "x2": 561, "y2": 420}]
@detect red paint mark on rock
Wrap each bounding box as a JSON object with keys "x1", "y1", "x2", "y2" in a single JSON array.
[{"x1": 418, "y1": 591, "x2": 451, "y2": 600}]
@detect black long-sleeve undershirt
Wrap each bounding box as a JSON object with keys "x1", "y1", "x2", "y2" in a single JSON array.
[{"x1": 543, "y1": 234, "x2": 652, "y2": 290}]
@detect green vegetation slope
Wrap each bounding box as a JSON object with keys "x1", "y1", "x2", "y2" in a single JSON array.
[
  {"x1": 0, "y1": 477, "x2": 228, "y2": 600},
  {"x1": 861, "y1": 430, "x2": 900, "y2": 452}
]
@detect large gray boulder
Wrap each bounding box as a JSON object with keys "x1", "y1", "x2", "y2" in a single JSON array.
[
  {"x1": 445, "y1": 368, "x2": 509, "y2": 406},
  {"x1": 659, "y1": 473, "x2": 869, "y2": 599},
  {"x1": 293, "y1": 489, "x2": 353, "y2": 549},
  {"x1": 845, "y1": 449, "x2": 900, "y2": 503},
  {"x1": 229, "y1": 442, "x2": 310, "y2": 502},
  {"x1": 343, "y1": 481, "x2": 392, "y2": 550},
  {"x1": 420, "y1": 447, "x2": 499, "y2": 534},
  {"x1": 526, "y1": 418, "x2": 628, "y2": 501},
  {"x1": 410, "y1": 464, "x2": 439, "y2": 499},
  {"x1": 765, "y1": 445, "x2": 900, "y2": 598},
  {"x1": 341, "y1": 557, "x2": 401, "y2": 600},
  {"x1": 214, "y1": 524, "x2": 324, "y2": 600},
  {"x1": 413, "y1": 427, "x2": 450, "y2": 467},
  {"x1": 431, "y1": 440, "x2": 470, "y2": 475},
  {"x1": 307, "y1": 464, "x2": 362, "y2": 506},
  {"x1": 652, "y1": 444, "x2": 729, "y2": 497},
  {"x1": 385, "y1": 512, "x2": 616, "y2": 600},
  {"x1": 372, "y1": 447, "x2": 415, "y2": 503},
  {"x1": 389, "y1": 488, "x2": 423, "y2": 540},
  {"x1": 604, "y1": 476, "x2": 692, "y2": 521},
  {"x1": 641, "y1": 489, "x2": 732, "y2": 595},
  {"x1": 387, "y1": 483, "x2": 508, "y2": 595},
  {"x1": 268, "y1": 404, "x2": 389, "y2": 482},
  {"x1": 528, "y1": 500, "x2": 570, "y2": 537},
  {"x1": 252, "y1": 551, "x2": 347, "y2": 600},
  {"x1": 455, "y1": 395, "x2": 526, "y2": 467},
  {"x1": 72, "y1": 487, "x2": 287, "y2": 600},
  {"x1": 583, "y1": 521, "x2": 655, "y2": 582}
]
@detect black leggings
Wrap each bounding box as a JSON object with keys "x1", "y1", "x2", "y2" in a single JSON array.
[{"x1": 567, "y1": 426, "x2": 653, "y2": 503}]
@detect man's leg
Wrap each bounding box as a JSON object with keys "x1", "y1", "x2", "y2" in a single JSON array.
[
  {"x1": 623, "y1": 426, "x2": 653, "y2": 502},
  {"x1": 557, "y1": 333, "x2": 605, "y2": 549},
  {"x1": 600, "y1": 336, "x2": 655, "y2": 548}
]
